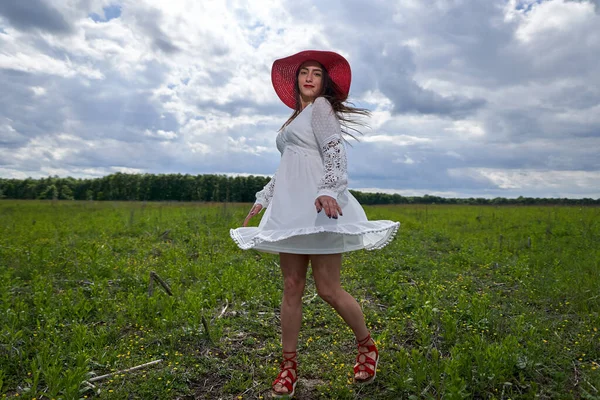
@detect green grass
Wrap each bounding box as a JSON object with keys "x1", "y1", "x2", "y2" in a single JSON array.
[{"x1": 0, "y1": 200, "x2": 599, "y2": 399}]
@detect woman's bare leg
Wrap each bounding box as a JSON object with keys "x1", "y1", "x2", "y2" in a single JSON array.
[
  {"x1": 274, "y1": 252, "x2": 309, "y2": 394},
  {"x1": 311, "y1": 253, "x2": 376, "y2": 381}
]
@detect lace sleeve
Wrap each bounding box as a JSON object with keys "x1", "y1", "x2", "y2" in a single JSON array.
[
  {"x1": 255, "y1": 175, "x2": 276, "y2": 208},
  {"x1": 311, "y1": 97, "x2": 348, "y2": 199}
]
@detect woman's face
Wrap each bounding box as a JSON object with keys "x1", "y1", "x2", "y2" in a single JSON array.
[{"x1": 297, "y1": 61, "x2": 324, "y2": 102}]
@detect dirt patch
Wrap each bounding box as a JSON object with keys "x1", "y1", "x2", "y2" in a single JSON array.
[{"x1": 293, "y1": 377, "x2": 326, "y2": 399}]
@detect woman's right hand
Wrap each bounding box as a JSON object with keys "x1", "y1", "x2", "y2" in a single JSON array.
[{"x1": 243, "y1": 203, "x2": 263, "y2": 227}]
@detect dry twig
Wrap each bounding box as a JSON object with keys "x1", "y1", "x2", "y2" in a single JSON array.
[
  {"x1": 218, "y1": 299, "x2": 229, "y2": 319},
  {"x1": 149, "y1": 271, "x2": 173, "y2": 296},
  {"x1": 85, "y1": 359, "x2": 163, "y2": 383}
]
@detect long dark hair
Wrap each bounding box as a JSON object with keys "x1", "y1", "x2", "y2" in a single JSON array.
[{"x1": 280, "y1": 62, "x2": 370, "y2": 140}]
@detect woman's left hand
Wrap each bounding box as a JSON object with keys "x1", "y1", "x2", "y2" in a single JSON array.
[{"x1": 315, "y1": 195, "x2": 343, "y2": 219}]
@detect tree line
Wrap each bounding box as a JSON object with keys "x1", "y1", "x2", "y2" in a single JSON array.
[{"x1": 0, "y1": 173, "x2": 598, "y2": 205}]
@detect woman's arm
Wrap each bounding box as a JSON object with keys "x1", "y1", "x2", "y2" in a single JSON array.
[
  {"x1": 311, "y1": 97, "x2": 348, "y2": 199},
  {"x1": 243, "y1": 175, "x2": 275, "y2": 226},
  {"x1": 255, "y1": 175, "x2": 276, "y2": 208}
]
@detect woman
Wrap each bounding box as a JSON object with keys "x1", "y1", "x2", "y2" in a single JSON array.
[{"x1": 230, "y1": 50, "x2": 399, "y2": 398}]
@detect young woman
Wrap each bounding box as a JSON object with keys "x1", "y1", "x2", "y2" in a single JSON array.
[{"x1": 230, "y1": 50, "x2": 399, "y2": 398}]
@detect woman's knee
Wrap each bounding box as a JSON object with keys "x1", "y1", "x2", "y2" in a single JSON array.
[
  {"x1": 283, "y1": 275, "x2": 306, "y2": 299},
  {"x1": 316, "y1": 283, "x2": 341, "y2": 305}
]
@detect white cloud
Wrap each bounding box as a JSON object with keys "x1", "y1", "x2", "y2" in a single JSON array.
[
  {"x1": 227, "y1": 136, "x2": 270, "y2": 155},
  {"x1": 31, "y1": 86, "x2": 47, "y2": 96},
  {"x1": 392, "y1": 155, "x2": 416, "y2": 165},
  {"x1": 444, "y1": 120, "x2": 485, "y2": 138},
  {"x1": 362, "y1": 134, "x2": 432, "y2": 146},
  {"x1": 144, "y1": 129, "x2": 177, "y2": 140},
  {"x1": 515, "y1": 0, "x2": 596, "y2": 43}
]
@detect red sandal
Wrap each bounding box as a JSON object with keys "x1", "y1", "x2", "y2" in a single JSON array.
[
  {"x1": 272, "y1": 351, "x2": 298, "y2": 398},
  {"x1": 354, "y1": 334, "x2": 379, "y2": 384}
]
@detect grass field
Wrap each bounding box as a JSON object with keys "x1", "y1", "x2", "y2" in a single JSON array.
[{"x1": 0, "y1": 200, "x2": 599, "y2": 399}]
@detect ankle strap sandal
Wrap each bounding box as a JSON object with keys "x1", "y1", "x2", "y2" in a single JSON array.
[
  {"x1": 354, "y1": 334, "x2": 379, "y2": 384},
  {"x1": 272, "y1": 351, "x2": 298, "y2": 398}
]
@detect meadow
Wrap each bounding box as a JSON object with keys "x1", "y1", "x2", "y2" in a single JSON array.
[{"x1": 0, "y1": 200, "x2": 599, "y2": 399}]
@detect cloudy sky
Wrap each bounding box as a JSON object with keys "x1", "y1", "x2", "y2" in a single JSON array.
[{"x1": 1, "y1": 0, "x2": 599, "y2": 198}]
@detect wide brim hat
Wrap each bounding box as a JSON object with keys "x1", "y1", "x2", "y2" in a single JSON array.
[{"x1": 271, "y1": 50, "x2": 352, "y2": 109}]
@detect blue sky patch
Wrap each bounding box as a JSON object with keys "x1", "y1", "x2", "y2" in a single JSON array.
[
  {"x1": 89, "y1": 5, "x2": 122, "y2": 22},
  {"x1": 515, "y1": 0, "x2": 544, "y2": 12},
  {"x1": 103, "y1": 5, "x2": 122, "y2": 21}
]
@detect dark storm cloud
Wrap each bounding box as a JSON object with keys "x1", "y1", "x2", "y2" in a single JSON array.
[
  {"x1": 194, "y1": 98, "x2": 287, "y2": 119},
  {"x1": 403, "y1": 0, "x2": 599, "y2": 88},
  {"x1": 329, "y1": 0, "x2": 599, "y2": 198},
  {"x1": 64, "y1": 62, "x2": 177, "y2": 141},
  {"x1": 0, "y1": 0, "x2": 72, "y2": 34},
  {"x1": 0, "y1": 58, "x2": 175, "y2": 142},
  {"x1": 355, "y1": 42, "x2": 487, "y2": 117},
  {"x1": 410, "y1": 2, "x2": 521, "y2": 85},
  {"x1": 0, "y1": 69, "x2": 65, "y2": 143},
  {"x1": 347, "y1": 147, "x2": 489, "y2": 193},
  {"x1": 482, "y1": 106, "x2": 600, "y2": 144},
  {"x1": 154, "y1": 36, "x2": 179, "y2": 54},
  {"x1": 346, "y1": 130, "x2": 600, "y2": 196},
  {"x1": 289, "y1": 0, "x2": 488, "y2": 118},
  {"x1": 129, "y1": 7, "x2": 181, "y2": 54}
]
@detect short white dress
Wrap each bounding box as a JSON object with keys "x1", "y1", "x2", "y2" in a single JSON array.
[{"x1": 230, "y1": 97, "x2": 399, "y2": 254}]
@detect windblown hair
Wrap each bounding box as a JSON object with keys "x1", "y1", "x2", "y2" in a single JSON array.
[{"x1": 280, "y1": 63, "x2": 370, "y2": 140}]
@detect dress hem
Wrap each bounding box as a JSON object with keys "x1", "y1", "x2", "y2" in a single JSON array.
[{"x1": 230, "y1": 222, "x2": 400, "y2": 254}]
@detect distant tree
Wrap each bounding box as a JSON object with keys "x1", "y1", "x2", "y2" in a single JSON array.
[
  {"x1": 179, "y1": 174, "x2": 196, "y2": 201},
  {"x1": 59, "y1": 185, "x2": 74, "y2": 200},
  {"x1": 39, "y1": 184, "x2": 58, "y2": 200},
  {"x1": 2, "y1": 173, "x2": 599, "y2": 205}
]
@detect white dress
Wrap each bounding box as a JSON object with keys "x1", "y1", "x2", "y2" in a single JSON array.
[{"x1": 230, "y1": 97, "x2": 399, "y2": 254}]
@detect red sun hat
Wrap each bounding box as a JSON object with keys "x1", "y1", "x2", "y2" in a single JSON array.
[{"x1": 271, "y1": 50, "x2": 352, "y2": 109}]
